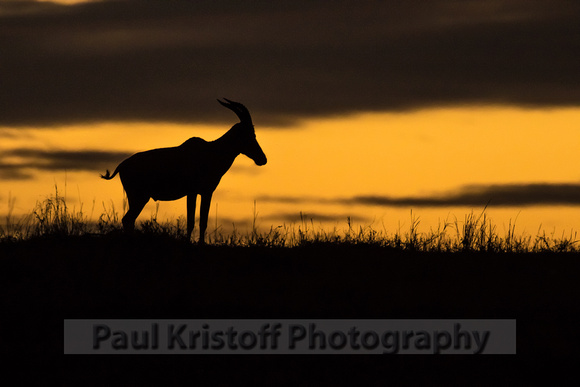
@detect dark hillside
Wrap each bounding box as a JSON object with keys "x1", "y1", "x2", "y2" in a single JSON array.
[{"x1": 1, "y1": 234, "x2": 578, "y2": 383}]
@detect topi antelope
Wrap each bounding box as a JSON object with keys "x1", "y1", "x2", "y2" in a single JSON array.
[{"x1": 101, "y1": 98, "x2": 267, "y2": 244}]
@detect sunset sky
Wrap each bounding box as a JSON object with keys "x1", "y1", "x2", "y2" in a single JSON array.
[{"x1": 2, "y1": 0, "x2": 580, "y2": 237}]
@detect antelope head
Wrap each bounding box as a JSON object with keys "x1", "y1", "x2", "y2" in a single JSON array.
[{"x1": 218, "y1": 98, "x2": 267, "y2": 166}]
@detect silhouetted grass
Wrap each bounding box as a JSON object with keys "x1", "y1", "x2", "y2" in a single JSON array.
[
  {"x1": 3, "y1": 189, "x2": 580, "y2": 363},
  {"x1": 1, "y1": 189, "x2": 578, "y2": 253}
]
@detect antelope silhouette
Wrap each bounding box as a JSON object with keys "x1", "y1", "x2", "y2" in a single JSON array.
[{"x1": 101, "y1": 99, "x2": 267, "y2": 244}]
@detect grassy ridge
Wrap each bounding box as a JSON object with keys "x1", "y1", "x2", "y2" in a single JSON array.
[
  {"x1": 2, "y1": 223, "x2": 580, "y2": 357},
  {"x1": 1, "y1": 190, "x2": 578, "y2": 252},
  {"x1": 2, "y1": 191, "x2": 580, "y2": 383}
]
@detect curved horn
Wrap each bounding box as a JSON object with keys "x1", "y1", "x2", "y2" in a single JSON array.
[{"x1": 217, "y1": 98, "x2": 252, "y2": 124}]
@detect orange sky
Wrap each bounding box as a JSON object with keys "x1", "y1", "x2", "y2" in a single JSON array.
[{"x1": 2, "y1": 106, "x2": 579, "y2": 237}]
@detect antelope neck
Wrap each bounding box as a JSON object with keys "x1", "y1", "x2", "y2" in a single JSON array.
[{"x1": 212, "y1": 129, "x2": 242, "y2": 157}]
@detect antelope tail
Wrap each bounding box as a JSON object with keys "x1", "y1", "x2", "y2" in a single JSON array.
[{"x1": 100, "y1": 167, "x2": 120, "y2": 180}]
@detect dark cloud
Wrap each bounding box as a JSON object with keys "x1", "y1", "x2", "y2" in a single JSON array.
[
  {"x1": 0, "y1": 148, "x2": 131, "y2": 180},
  {"x1": 0, "y1": 146, "x2": 267, "y2": 180},
  {"x1": 262, "y1": 212, "x2": 370, "y2": 224},
  {"x1": 257, "y1": 183, "x2": 580, "y2": 207},
  {"x1": 0, "y1": 165, "x2": 32, "y2": 181},
  {"x1": 351, "y1": 184, "x2": 580, "y2": 207},
  {"x1": 1, "y1": 0, "x2": 579, "y2": 127}
]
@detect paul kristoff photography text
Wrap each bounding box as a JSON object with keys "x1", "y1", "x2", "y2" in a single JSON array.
[{"x1": 64, "y1": 319, "x2": 516, "y2": 355}]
